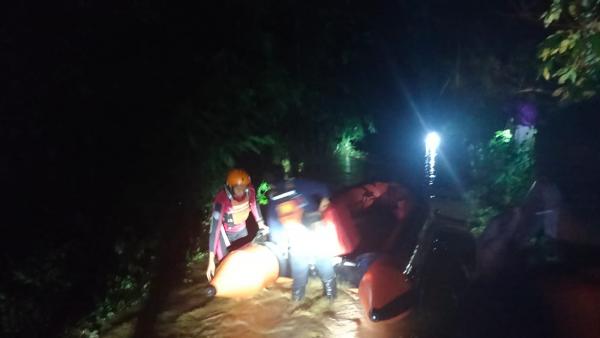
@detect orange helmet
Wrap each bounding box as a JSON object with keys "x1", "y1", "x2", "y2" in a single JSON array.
[{"x1": 226, "y1": 168, "x2": 251, "y2": 187}]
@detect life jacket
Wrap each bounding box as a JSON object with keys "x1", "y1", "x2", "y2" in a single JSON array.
[{"x1": 223, "y1": 186, "x2": 251, "y2": 231}]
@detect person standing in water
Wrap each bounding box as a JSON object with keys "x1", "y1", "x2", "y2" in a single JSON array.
[
  {"x1": 206, "y1": 169, "x2": 268, "y2": 281},
  {"x1": 267, "y1": 177, "x2": 337, "y2": 301}
]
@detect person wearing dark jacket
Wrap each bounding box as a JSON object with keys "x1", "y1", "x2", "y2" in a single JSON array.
[{"x1": 267, "y1": 177, "x2": 337, "y2": 301}]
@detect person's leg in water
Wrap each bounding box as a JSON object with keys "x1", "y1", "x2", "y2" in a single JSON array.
[
  {"x1": 289, "y1": 247, "x2": 311, "y2": 301},
  {"x1": 315, "y1": 255, "x2": 337, "y2": 300}
]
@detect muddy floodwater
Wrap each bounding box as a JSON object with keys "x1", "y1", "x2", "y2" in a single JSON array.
[{"x1": 102, "y1": 275, "x2": 380, "y2": 338}]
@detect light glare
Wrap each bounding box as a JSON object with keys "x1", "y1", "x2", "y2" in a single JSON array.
[
  {"x1": 424, "y1": 132, "x2": 441, "y2": 187},
  {"x1": 425, "y1": 132, "x2": 441, "y2": 151}
]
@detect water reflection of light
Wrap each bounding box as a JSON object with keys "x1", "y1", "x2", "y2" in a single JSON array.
[
  {"x1": 338, "y1": 155, "x2": 353, "y2": 186},
  {"x1": 344, "y1": 155, "x2": 351, "y2": 174},
  {"x1": 425, "y1": 132, "x2": 440, "y2": 186},
  {"x1": 335, "y1": 154, "x2": 364, "y2": 187}
]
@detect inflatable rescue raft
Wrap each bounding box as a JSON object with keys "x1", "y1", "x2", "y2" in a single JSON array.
[{"x1": 207, "y1": 182, "x2": 422, "y2": 334}]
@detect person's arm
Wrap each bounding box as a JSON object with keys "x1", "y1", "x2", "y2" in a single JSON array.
[
  {"x1": 319, "y1": 197, "x2": 331, "y2": 212},
  {"x1": 208, "y1": 203, "x2": 223, "y2": 254},
  {"x1": 249, "y1": 186, "x2": 267, "y2": 229},
  {"x1": 207, "y1": 201, "x2": 223, "y2": 281}
]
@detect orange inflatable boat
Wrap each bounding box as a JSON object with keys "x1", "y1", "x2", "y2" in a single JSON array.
[
  {"x1": 207, "y1": 207, "x2": 360, "y2": 300},
  {"x1": 332, "y1": 182, "x2": 418, "y2": 255},
  {"x1": 206, "y1": 181, "x2": 376, "y2": 299},
  {"x1": 208, "y1": 242, "x2": 281, "y2": 299},
  {"x1": 540, "y1": 267, "x2": 600, "y2": 338},
  {"x1": 207, "y1": 181, "x2": 421, "y2": 309},
  {"x1": 358, "y1": 254, "x2": 415, "y2": 338}
]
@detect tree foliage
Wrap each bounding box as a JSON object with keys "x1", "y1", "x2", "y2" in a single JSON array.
[
  {"x1": 467, "y1": 125, "x2": 536, "y2": 235},
  {"x1": 334, "y1": 119, "x2": 376, "y2": 159},
  {"x1": 539, "y1": 0, "x2": 600, "y2": 100}
]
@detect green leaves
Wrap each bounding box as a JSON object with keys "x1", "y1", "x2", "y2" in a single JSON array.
[
  {"x1": 256, "y1": 181, "x2": 271, "y2": 205},
  {"x1": 467, "y1": 125, "x2": 536, "y2": 234},
  {"x1": 333, "y1": 118, "x2": 375, "y2": 159},
  {"x1": 590, "y1": 33, "x2": 600, "y2": 55},
  {"x1": 538, "y1": 0, "x2": 600, "y2": 101},
  {"x1": 558, "y1": 68, "x2": 577, "y2": 84},
  {"x1": 542, "y1": 0, "x2": 564, "y2": 27}
]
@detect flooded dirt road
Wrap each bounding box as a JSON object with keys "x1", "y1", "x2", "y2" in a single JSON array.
[{"x1": 102, "y1": 273, "x2": 377, "y2": 338}]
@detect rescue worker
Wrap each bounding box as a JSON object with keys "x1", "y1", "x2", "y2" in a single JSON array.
[
  {"x1": 206, "y1": 168, "x2": 268, "y2": 281},
  {"x1": 267, "y1": 177, "x2": 337, "y2": 301}
]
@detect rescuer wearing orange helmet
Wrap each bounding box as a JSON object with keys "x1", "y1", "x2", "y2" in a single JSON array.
[{"x1": 206, "y1": 169, "x2": 268, "y2": 281}]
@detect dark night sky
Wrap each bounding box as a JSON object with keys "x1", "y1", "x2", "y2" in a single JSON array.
[
  {"x1": 2, "y1": 0, "x2": 550, "y2": 237},
  {"x1": 2, "y1": 0, "x2": 551, "y2": 237}
]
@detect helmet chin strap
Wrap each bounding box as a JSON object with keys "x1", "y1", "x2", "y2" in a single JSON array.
[
  {"x1": 224, "y1": 184, "x2": 233, "y2": 200},
  {"x1": 224, "y1": 184, "x2": 250, "y2": 201}
]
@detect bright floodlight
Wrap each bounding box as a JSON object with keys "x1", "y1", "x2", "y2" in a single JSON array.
[
  {"x1": 425, "y1": 132, "x2": 441, "y2": 151},
  {"x1": 425, "y1": 132, "x2": 441, "y2": 187}
]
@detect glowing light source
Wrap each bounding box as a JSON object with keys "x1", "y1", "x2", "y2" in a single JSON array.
[
  {"x1": 424, "y1": 132, "x2": 441, "y2": 186},
  {"x1": 425, "y1": 132, "x2": 441, "y2": 151}
]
